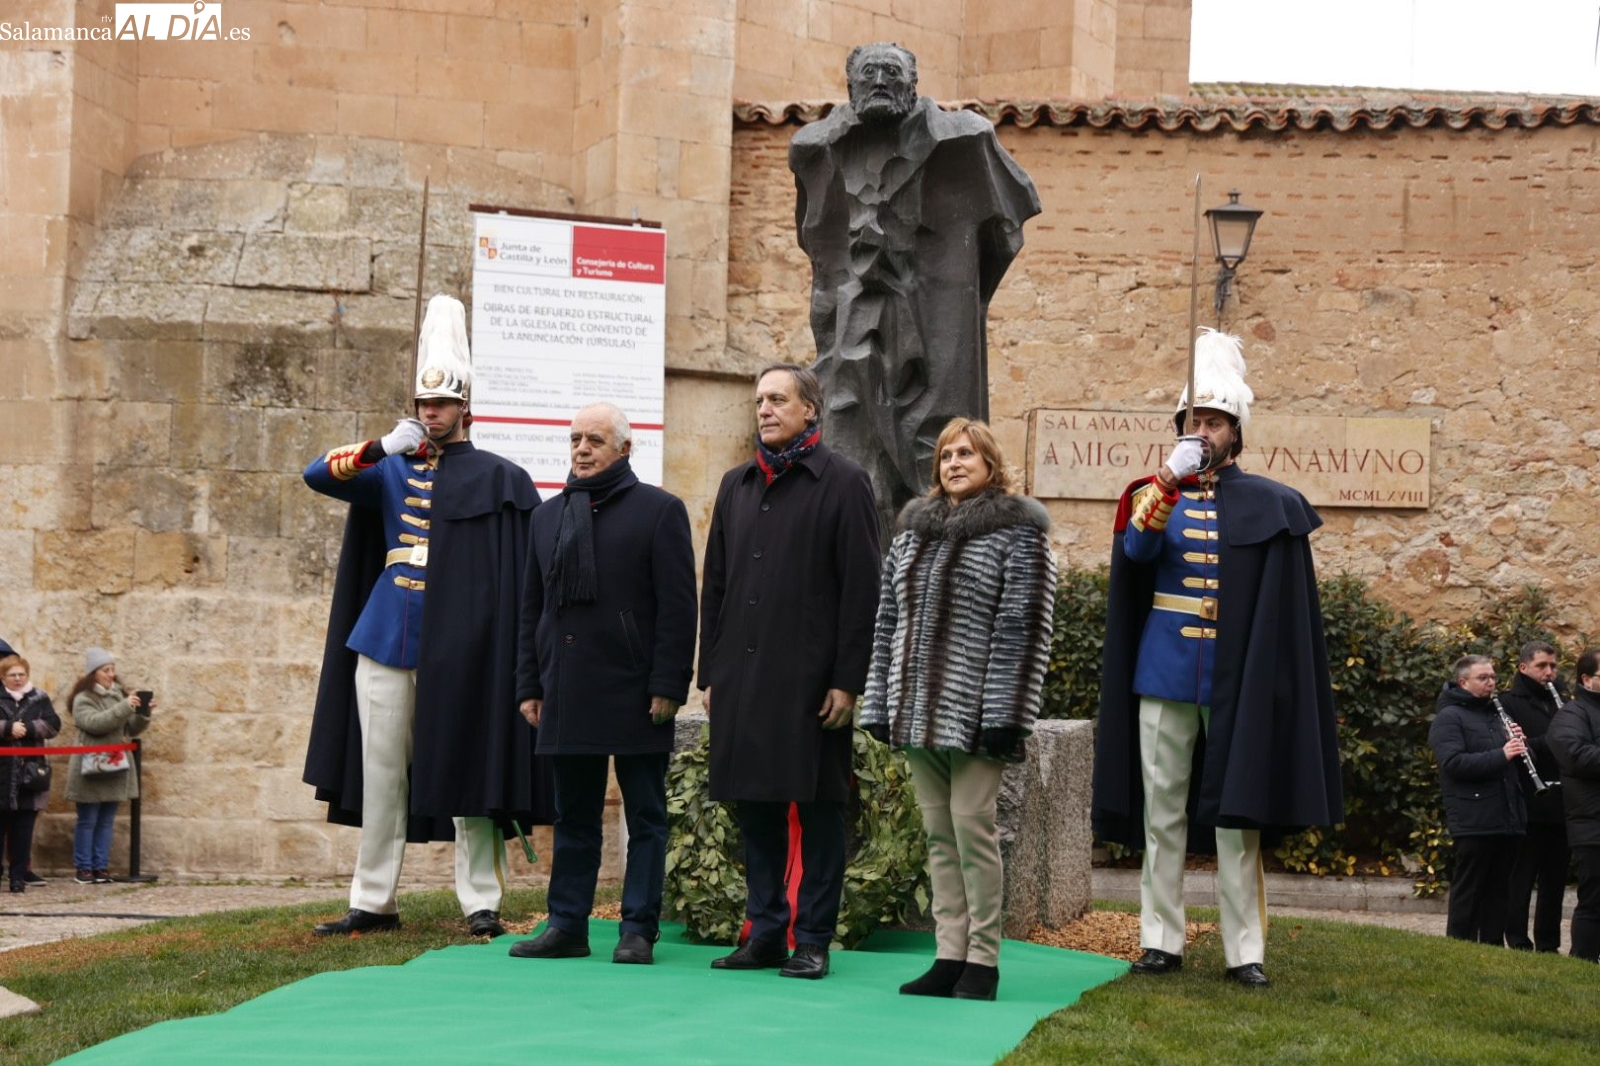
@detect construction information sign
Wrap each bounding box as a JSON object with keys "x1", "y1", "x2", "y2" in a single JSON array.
[{"x1": 469, "y1": 211, "x2": 667, "y2": 490}]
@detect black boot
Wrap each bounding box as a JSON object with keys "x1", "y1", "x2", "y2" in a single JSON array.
[
  {"x1": 952, "y1": 962, "x2": 999, "y2": 1001},
  {"x1": 899, "y1": 958, "x2": 966, "y2": 997}
]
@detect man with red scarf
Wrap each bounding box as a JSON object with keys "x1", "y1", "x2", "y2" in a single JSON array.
[{"x1": 699, "y1": 362, "x2": 881, "y2": 980}]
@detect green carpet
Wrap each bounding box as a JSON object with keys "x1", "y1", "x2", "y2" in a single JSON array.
[{"x1": 60, "y1": 922, "x2": 1127, "y2": 1065}]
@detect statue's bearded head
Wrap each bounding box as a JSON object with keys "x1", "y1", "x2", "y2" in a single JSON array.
[{"x1": 846, "y1": 43, "x2": 917, "y2": 124}]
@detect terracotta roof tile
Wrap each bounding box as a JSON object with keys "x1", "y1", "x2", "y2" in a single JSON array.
[{"x1": 734, "y1": 93, "x2": 1600, "y2": 133}]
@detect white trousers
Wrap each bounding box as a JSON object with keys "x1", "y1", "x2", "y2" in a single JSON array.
[
  {"x1": 352, "y1": 655, "x2": 506, "y2": 916},
  {"x1": 1137, "y1": 696, "x2": 1266, "y2": 968}
]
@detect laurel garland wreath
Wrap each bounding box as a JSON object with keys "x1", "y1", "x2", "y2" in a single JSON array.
[{"x1": 664, "y1": 725, "x2": 930, "y2": 948}]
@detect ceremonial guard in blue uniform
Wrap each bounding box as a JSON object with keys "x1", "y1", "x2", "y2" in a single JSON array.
[
  {"x1": 1093, "y1": 330, "x2": 1343, "y2": 987},
  {"x1": 303, "y1": 296, "x2": 548, "y2": 938}
]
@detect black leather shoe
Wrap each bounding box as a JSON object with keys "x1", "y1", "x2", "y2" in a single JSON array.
[
  {"x1": 467, "y1": 910, "x2": 506, "y2": 938},
  {"x1": 21, "y1": 871, "x2": 46, "y2": 886},
  {"x1": 899, "y1": 958, "x2": 966, "y2": 997},
  {"x1": 779, "y1": 943, "x2": 830, "y2": 980},
  {"x1": 952, "y1": 963, "x2": 999, "y2": 1000},
  {"x1": 508, "y1": 925, "x2": 591, "y2": 959},
  {"x1": 1130, "y1": 948, "x2": 1183, "y2": 974},
  {"x1": 313, "y1": 909, "x2": 401, "y2": 937},
  {"x1": 613, "y1": 931, "x2": 655, "y2": 965},
  {"x1": 1224, "y1": 963, "x2": 1270, "y2": 987},
  {"x1": 7, "y1": 882, "x2": 22, "y2": 894},
  {"x1": 711, "y1": 937, "x2": 789, "y2": 970}
]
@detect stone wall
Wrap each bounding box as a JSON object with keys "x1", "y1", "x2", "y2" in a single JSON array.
[{"x1": 728, "y1": 116, "x2": 1600, "y2": 637}]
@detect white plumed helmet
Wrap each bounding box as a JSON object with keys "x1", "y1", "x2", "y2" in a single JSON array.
[
  {"x1": 413, "y1": 295, "x2": 473, "y2": 404},
  {"x1": 1174, "y1": 327, "x2": 1253, "y2": 432}
]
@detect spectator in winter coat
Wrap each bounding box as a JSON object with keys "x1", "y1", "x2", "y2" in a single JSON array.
[{"x1": 1, "y1": 654, "x2": 61, "y2": 892}]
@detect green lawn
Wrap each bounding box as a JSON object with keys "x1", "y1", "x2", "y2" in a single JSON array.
[{"x1": 1, "y1": 893, "x2": 1594, "y2": 1066}]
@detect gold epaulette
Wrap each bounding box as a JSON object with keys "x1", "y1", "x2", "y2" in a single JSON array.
[
  {"x1": 1129, "y1": 481, "x2": 1177, "y2": 533},
  {"x1": 324, "y1": 441, "x2": 378, "y2": 481}
]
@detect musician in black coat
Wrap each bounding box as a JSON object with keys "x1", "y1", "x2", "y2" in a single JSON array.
[
  {"x1": 1429, "y1": 655, "x2": 1529, "y2": 944},
  {"x1": 1547, "y1": 646, "x2": 1600, "y2": 962},
  {"x1": 1496, "y1": 640, "x2": 1570, "y2": 952},
  {"x1": 508, "y1": 404, "x2": 697, "y2": 966}
]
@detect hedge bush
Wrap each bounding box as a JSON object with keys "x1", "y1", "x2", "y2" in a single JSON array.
[{"x1": 1042, "y1": 566, "x2": 1566, "y2": 896}]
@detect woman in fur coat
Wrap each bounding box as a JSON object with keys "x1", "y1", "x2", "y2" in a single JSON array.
[{"x1": 860, "y1": 418, "x2": 1057, "y2": 1002}]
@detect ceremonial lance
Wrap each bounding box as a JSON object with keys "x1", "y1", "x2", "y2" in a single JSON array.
[
  {"x1": 1184, "y1": 173, "x2": 1202, "y2": 436},
  {"x1": 411, "y1": 174, "x2": 431, "y2": 378}
]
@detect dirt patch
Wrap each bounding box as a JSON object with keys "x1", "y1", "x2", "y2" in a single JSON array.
[{"x1": 1026, "y1": 910, "x2": 1215, "y2": 962}]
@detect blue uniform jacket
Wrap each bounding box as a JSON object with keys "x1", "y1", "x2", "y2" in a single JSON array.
[
  {"x1": 303, "y1": 444, "x2": 434, "y2": 670},
  {"x1": 1123, "y1": 478, "x2": 1221, "y2": 705}
]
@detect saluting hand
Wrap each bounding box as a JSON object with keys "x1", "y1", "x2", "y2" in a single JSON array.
[{"x1": 818, "y1": 689, "x2": 855, "y2": 730}]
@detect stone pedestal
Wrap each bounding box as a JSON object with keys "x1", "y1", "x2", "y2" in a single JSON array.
[{"x1": 670, "y1": 713, "x2": 1093, "y2": 934}]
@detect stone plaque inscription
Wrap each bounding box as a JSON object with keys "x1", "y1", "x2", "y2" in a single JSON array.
[{"x1": 1028, "y1": 410, "x2": 1431, "y2": 509}]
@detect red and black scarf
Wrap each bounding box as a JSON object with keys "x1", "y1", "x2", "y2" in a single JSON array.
[{"x1": 755, "y1": 422, "x2": 821, "y2": 485}]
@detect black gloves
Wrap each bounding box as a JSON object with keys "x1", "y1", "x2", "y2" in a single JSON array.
[
  {"x1": 862, "y1": 723, "x2": 891, "y2": 745},
  {"x1": 980, "y1": 727, "x2": 1023, "y2": 760}
]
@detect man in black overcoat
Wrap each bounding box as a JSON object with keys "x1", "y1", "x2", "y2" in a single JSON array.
[
  {"x1": 700, "y1": 362, "x2": 881, "y2": 980},
  {"x1": 303, "y1": 295, "x2": 550, "y2": 939},
  {"x1": 1091, "y1": 331, "x2": 1343, "y2": 988},
  {"x1": 1429, "y1": 654, "x2": 1528, "y2": 944},
  {"x1": 1547, "y1": 646, "x2": 1600, "y2": 962},
  {"x1": 507, "y1": 403, "x2": 697, "y2": 966},
  {"x1": 1497, "y1": 640, "x2": 1570, "y2": 952}
]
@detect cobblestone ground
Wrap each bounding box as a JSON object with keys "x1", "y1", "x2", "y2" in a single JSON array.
[{"x1": 0, "y1": 878, "x2": 349, "y2": 954}]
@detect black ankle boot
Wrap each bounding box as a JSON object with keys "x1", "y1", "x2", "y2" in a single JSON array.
[
  {"x1": 952, "y1": 962, "x2": 999, "y2": 1001},
  {"x1": 899, "y1": 958, "x2": 966, "y2": 997}
]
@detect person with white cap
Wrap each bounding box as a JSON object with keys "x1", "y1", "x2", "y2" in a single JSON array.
[
  {"x1": 64, "y1": 647, "x2": 151, "y2": 884},
  {"x1": 1092, "y1": 329, "x2": 1343, "y2": 988},
  {"x1": 302, "y1": 295, "x2": 551, "y2": 939}
]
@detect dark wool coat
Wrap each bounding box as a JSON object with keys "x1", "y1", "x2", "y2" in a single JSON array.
[
  {"x1": 1497, "y1": 671, "x2": 1567, "y2": 824},
  {"x1": 860, "y1": 491, "x2": 1056, "y2": 762},
  {"x1": 1548, "y1": 688, "x2": 1600, "y2": 848},
  {"x1": 0, "y1": 688, "x2": 60, "y2": 813},
  {"x1": 1429, "y1": 682, "x2": 1527, "y2": 838},
  {"x1": 698, "y1": 444, "x2": 881, "y2": 803},
  {"x1": 304, "y1": 442, "x2": 554, "y2": 842},
  {"x1": 515, "y1": 476, "x2": 697, "y2": 755},
  {"x1": 1092, "y1": 465, "x2": 1344, "y2": 848}
]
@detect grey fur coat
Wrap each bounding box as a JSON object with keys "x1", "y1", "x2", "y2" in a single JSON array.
[{"x1": 860, "y1": 490, "x2": 1057, "y2": 761}]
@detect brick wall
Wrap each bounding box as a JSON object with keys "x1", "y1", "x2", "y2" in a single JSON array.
[{"x1": 729, "y1": 117, "x2": 1600, "y2": 636}]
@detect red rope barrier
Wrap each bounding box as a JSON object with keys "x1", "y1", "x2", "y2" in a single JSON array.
[{"x1": 0, "y1": 743, "x2": 136, "y2": 756}]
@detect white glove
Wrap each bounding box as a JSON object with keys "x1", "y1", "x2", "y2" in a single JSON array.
[
  {"x1": 380, "y1": 418, "x2": 427, "y2": 456},
  {"x1": 1165, "y1": 435, "x2": 1208, "y2": 481}
]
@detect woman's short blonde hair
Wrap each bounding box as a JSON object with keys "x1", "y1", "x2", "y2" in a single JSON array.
[{"x1": 928, "y1": 418, "x2": 1015, "y2": 498}]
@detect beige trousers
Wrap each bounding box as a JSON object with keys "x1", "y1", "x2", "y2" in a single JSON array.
[
  {"x1": 1137, "y1": 696, "x2": 1266, "y2": 968},
  {"x1": 905, "y1": 748, "x2": 1006, "y2": 967},
  {"x1": 351, "y1": 655, "x2": 506, "y2": 917}
]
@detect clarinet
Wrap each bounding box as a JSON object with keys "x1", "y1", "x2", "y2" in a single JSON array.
[
  {"x1": 1492, "y1": 694, "x2": 1549, "y2": 793},
  {"x1": 1542, "y1": 682, "x2": 1565, "y2": 786}
]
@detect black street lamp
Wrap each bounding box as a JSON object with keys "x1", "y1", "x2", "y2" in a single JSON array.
[{"x1": 1205, "y1": 189, "x2": 1264, "y2": 319}]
